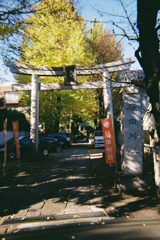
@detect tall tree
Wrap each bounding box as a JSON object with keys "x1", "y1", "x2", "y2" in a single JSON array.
[
  {"x1": 136, "y1": 0, "x2": 160, "y2": 135},
  {"x1": 17, "y1": 0, "x2": 96, "y2": 132},
  {"x1": 87, "y1": 21, "x2": 122, "y2": 124}
]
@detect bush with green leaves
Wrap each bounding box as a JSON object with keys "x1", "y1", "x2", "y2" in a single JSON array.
[{"x1": 0, "y1": 108, "x2": 30, "y2": 131}]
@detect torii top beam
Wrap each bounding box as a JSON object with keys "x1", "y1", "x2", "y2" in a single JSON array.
[{"x1": 4, "y1": 57, "x2": 136, "y2": 76}]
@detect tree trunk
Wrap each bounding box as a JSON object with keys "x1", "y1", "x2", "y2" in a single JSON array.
[
  {"x1": 97, "y1": 89, "x2": 104, "y2": 120},
  {"x1": 136, "y1": 0, "x2": 160, "y2": 134},
  {"x1": 55, "y1": 95, "x2": 63, "y2": 133}
]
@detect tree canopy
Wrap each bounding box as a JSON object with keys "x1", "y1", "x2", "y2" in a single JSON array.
[{"x1": 20, "y1": 0, "x2": 92, "y2": 66}]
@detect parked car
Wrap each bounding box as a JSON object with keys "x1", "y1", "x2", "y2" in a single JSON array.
[
  {"x1": 43, "y1": 137, "x2": 64, "y2": 153},
  {"x1": 63, "y1": 132, "x2": 73, "y2": 145},
  {"x1": 93, "y1": 131, "x2": 104, "y2": 148},
  {"x1": 0, "y1": 136, "x2": 24, "y2": 161},
  {"x1": 0, "y1": 136, "x2": 62, "y2": 160},
  {"x1": 45, "y1": 133, "x2": 71, "y2": 147}
]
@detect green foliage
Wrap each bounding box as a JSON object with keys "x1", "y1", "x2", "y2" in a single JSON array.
[
  {"x1": 88, "y1": 21, "x2": 122, "y2": 64},
  {"x1": 0, "y1": 97, "x2": 4, "y2": 107},
  {"x1": 14, "y1": 75, "x2": 31, "y2": 84},
  {"x1": 20, "y1": 0, "x2": 92, "y2": 66},
  {"x1": 0, "y1": 108, "x2": 30, "y2": 131},
  {"x1": 112, "y1": 88, "x2": 123, "y2": 120},
  {"x1": 0, "y1": 23, "x2": 19, "y2": 40}
]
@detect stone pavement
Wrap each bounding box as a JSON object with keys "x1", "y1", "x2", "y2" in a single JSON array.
[{"x1": 0, "y1": 143, "x2": 160, "y2": 234}]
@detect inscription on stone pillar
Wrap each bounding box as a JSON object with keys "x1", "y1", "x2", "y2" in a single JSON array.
[{"x1": 122, "y1": 93, "x2": 143, "y2": 175}]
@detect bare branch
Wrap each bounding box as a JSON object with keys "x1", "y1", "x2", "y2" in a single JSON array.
[
  {"x1": 119, "y1": 0, "x2": 138, "y2": 39},
  {"x1": 89, "y1": 3, "x2": 128, "y2": 19},
  {"x1": 89, "y1": 0, "x2": 139, "y2": 41},
  {"x1": 0, "y1": 0, "x2": 41, "y2": 21},
  {"x1": 111, "y1": 21, "x2": 138, "y2": 41}
]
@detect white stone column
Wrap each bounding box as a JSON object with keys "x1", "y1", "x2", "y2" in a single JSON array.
[
  {"x1": 103, "y1": 71, "x2": 112, "y2": 118},
  {"x1": 30, "y1": 74, "x2": 39, "y2": 154},
  {"x1": 122, "y1": 93, "x2": 143, "y2": 175}
]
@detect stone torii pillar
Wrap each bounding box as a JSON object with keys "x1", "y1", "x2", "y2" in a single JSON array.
[
  {"x1": 103, "y1": 71, "x2": 118, "y2": 171},
  {"x1": 30, "y1": 74, "x2": 39, "y2": 154},
  {"x1": 103, "y1": 71, "x2": 113, "y2": 119}
]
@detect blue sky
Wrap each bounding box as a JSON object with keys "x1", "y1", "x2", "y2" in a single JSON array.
[
  {"x1": 0, "y1": 0, "x2": 142, "y2": 84},
  {"x1": 79, "y1": 0, "x2": 141, "y2": 69},
  {"x1": 0, "y1": 57, "x2": 15, "y2": 85}
]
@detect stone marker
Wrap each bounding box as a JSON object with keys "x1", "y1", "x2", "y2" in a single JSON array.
[{"x1": 121, "y1": 93, "x2": 143, "y2": 175}]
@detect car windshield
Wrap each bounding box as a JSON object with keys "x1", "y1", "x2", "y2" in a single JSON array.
[
  {"x1": 94, "y1": 131, "x2": 103, "y2": 136},
  {"x1": 7, "y1": 138, "x2": 16, "y2": 145},
  {"x1": 6, "y1": 136, "x2": 25, "y2": 145},
  {"x1": 19, "y1": 136, "x2": 25, "y2": 141}
]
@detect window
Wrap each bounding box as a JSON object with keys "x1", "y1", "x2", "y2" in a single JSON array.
[
  {"x1": 4, "y1": 92, "x2": 18, "y2": 102},
  {"x1": 95, "y1": 131, "x2": 103, "y2": 136},
  {"x1": 20, "y1": 137, "x2": 30, "y2": 145},
  {"x1": 38, "y1": 137, "x2": 44, "y2": 145}
]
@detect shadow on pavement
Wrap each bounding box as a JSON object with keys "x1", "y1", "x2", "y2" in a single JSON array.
[{"x1": 0, "y1": 143, "x2": 159, "y2": 221}]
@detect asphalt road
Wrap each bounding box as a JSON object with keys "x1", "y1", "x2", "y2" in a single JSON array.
[
  {"x1": 0, "y1": 143, "x2": 111, "y2": 221},
  {"x1": 0, "y1": 142, "x2": 160, "y2": 235}
]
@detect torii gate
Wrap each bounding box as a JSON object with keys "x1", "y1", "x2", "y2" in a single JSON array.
[{"x1": 5, "y1": 57, "x2": 136, "y2": 155}]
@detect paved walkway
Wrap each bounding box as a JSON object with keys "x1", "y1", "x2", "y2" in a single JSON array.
[{"x1": 0, "y1": 143, "x2": 160, "y2": 234}]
